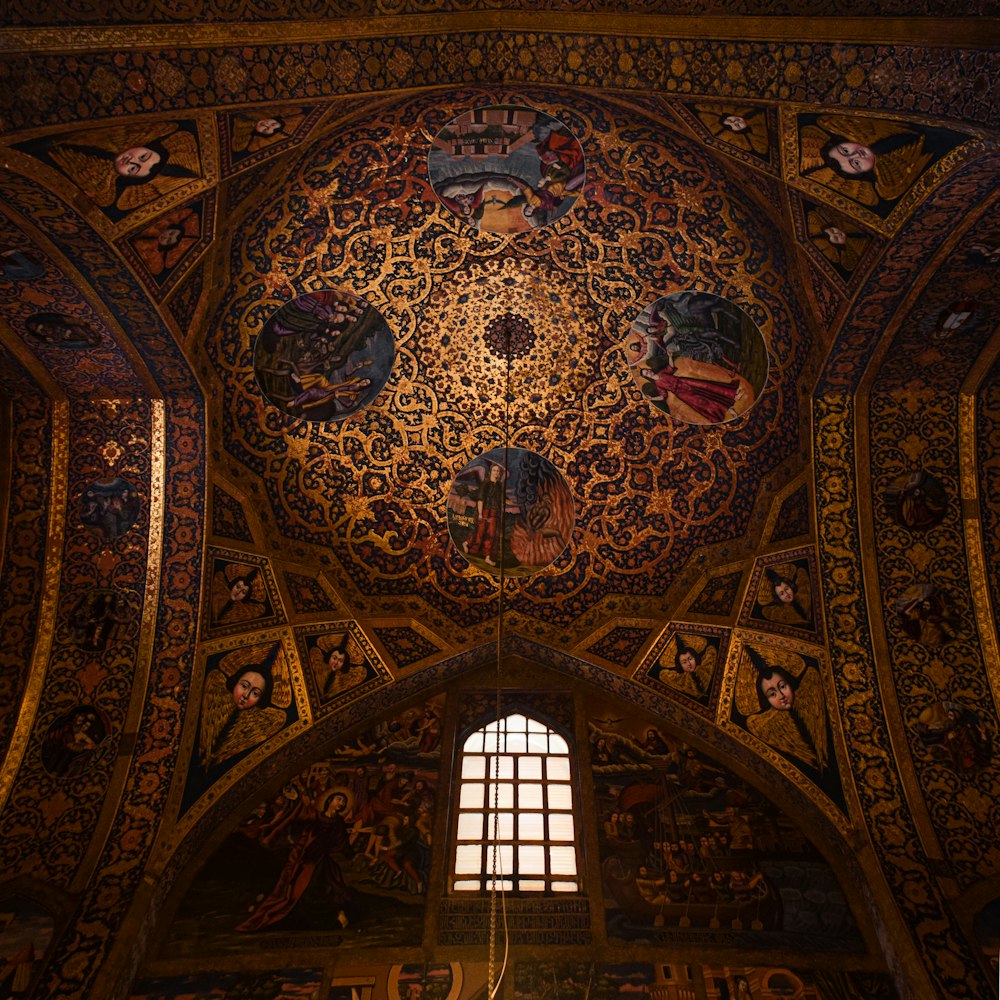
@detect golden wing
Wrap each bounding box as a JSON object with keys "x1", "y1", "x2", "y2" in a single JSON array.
[
  {"x1": 231, "y1": 114, "x2": 257, "y2": 153},
  {"x1": 795, "y1": 670, "x2": 829, "y2": 769},
  {"x1": 747, "y1": 710, "x2": 818, "y2": 770},
  {"x1": 209, "y1": 706, "x2": 286, "y2": 768},
  {"x1": 199, "y1": 670, "x2": 237, "y2": 769},
  {"x1": 873, "y1": 141, "x2": 933, "y2": 203},
  {"x1": 815, "y1": 114, "x2": 913, "y2": 147},
  {"x1": 47, "y1": 144, "x2": 117, "y2": 207}
]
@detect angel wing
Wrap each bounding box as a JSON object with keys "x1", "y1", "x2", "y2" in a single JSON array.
[
  {"x1": 207, "y1": 706, "x2": 286, "y2": 769},
  {"x1": 815, "y1": 114, "x2": 915, "y2": 147},
  {"x1": 873, "y1": 140, "x2": 933, "y2": 203},
  {"x1": 199, "y1": 669, "x2": 237, "y2": 769}
]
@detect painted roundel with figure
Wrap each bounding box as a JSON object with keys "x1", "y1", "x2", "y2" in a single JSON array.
[
  {"x1": 447, "y1": 448, "x2": 574, "y2": 578},
  {"x1": 253, "y1": 288, "x2": 394, "y2": 422},
  {"x1": 428, "y1": 104, "x2": 586, "y2": 234},
  {"x1": 625, "y1": 291, "x2": 769, "y2": 425}
]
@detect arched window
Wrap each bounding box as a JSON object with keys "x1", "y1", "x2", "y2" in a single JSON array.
[{"x1": 452, "y1": 712, "x2": 579, "y2": 893}]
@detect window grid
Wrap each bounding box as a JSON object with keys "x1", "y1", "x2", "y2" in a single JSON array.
[{"x1": 453, "y1": 713, "x2": 579, "y2": 894}]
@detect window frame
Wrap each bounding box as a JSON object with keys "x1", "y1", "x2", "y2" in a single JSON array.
[{"x1": 449, "y1": 709, "x2": 583, "y2": 897}]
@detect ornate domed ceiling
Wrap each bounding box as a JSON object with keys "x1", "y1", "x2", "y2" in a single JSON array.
[
  {"x1": 208, "y1": 87, "x2": 807, "y2": 646},
  {"x1": 0, "y1": 7, "x2": 998, "y2": 1000}
]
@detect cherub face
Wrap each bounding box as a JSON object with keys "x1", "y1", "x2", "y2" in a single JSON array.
[
  {"x1": 774, "y1": 581, "x2": 795, "y2": 603},
  {"x1": 722, "y1": 115, "x2": 748, "y2": 132},
  {"x1": 824, "y1": 225, "x2": 847, "y2": 245},
  {"x1": 761, "y1": 674, "x2": 793, "y2": 710},
  {"x1": 254, "y1": 118, "x2": 282, "y2": 136},
  {"x1": 114, "y1": 146, "x2": 161, "y2": 178},
  {"x1": 157, "y1": 226, "x2": 183, "y2": 248},
  {"x1": 828, "y1": 142, "x2": 875, "y2": 176},
  {"x1": 327, "y1": 649, "x2": 347, "y2": 670},
  {"x1": 232, "y1": 670, "x2": 266, "y2": 709},
  {"x1": 230, "y1": 579, "x2": 249, "y2": 602},
  {"x1": 679, "y1": 651, "x2": 697, "y2": 672}
]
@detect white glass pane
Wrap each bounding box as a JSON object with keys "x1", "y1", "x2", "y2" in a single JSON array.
[
  {"x1": 455, "y1": 844, "x2": 483, "y2": 874},
  {"x1": 484, "y1": 812, "x2": 514, "y2": 841},
  {"x1": 547, "y1": 784, "x2": 573, "y2": 809},
  {"x1": 518, "y1": 812, "x2": 545, "y2": 840},
  {"x1": 519, "y1": 879, "x2": 545, "y2": 892},
  {"x1": 547, "y1": 757, "x2": 570, "y2": 780},
  {"x1": 549, "y1": 813, "x2": 575, "y2": 841},
  {"x1": 487, "y1": 783, "x2": 514, "y2": 809},
  {"x1": 526, "y1": 717, "x2": 545, "y2": 732},
  {"x1": 552, "y1": 881, "x2": 578, "y2": 893},
  {"x1": 457, "y1": 813, "x2": 484, "y2": 841},
  {"x1": 495, "y1": 844, "x2": 513, "y2": 875},
  {"x1": 454, "y1": 879, "x2": 480, "y2": 891},
  {"x1": 549, "y1": 734, "x2": 569, "y2": 754},
  {"x1": 459, "y1": 783, "x2": 484, "y2": 809},
  {"x1": 483, "y1": 731, "x2": 501, "y2": 754},
  {"x1": 462, "y1": 755, "x2": 486, "y2": 778},
  {"x1": 464, "y1": 732, "x2": 484, "y2": 753},
  {"x1": 519, "y1": 756, "x2": 542, "y2": 779},
  {"x1": 505, "y1": 732, "x2": 528, "y2": 754},
  {"x1": 549, "y1": 846, "x2": 577, "y2": 875},
  {"x1": 486, "y1": 878, "x2": 513, "y2": 892},
  {"x1": 489, "y1": 756, "x2": 514, "y2": 780},
  {"x1": 519, "y1": 844, "x2": 546, "y2": 874},
  {"x1": 526, "y1": 732, "x2": 550, "y2": 753},
  {"x1": 518, "y1": 783, "x2": 543, "y2": 809},
  {"x1": 507, "y1": 713, "x2": 528, "y2": 732}
]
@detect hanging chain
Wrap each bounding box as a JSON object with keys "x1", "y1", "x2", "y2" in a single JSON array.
[{"x1": 488, "y1": 319, "x2": 513, "y2": 1000}]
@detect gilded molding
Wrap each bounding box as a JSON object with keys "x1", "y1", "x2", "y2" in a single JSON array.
[
  {"x1": 0, "y1": 400, "x2": 68, "y2": 813},
  {"x1": 1, "y1": 14, "x2": 998, "y2": 54},
  {"x1": 959, "y1": 327, "x2": 1000, "y2": 723}
]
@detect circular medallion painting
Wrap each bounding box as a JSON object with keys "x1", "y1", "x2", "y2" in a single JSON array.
[
  {"x1": 883, "y1": 469, "x2": 947, "y2": 530},
  {"x1": 428, "y1": 104, "x2": 586, "y2": 234},
  {"x1": 253, "y1": 288, "x2": 394, "y2": 422},
  {"x1": 447, "y1": 447, "x2": 574, "y2": 577},
  {"x1": 625, "y1": 291, "x2": 769, "y2": 425},
  {"x1": 80, "y1": 477, "x2": 141, "y2": 541}
]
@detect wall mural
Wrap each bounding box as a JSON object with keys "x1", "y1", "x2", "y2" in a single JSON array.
[
  {"x1": 0, "y1": 893, "x2": 55, "y2": 998},
  {"x1": 79, "y1": 476, "x2": 142, "y2": 542},
  {"x1": 893, "y1": 581, "x2": 959, "y2": 647},
  {"x1": 218, "y1": 103, "x2": 326, "y2": 176},
  {"x1": 586, "y1": 707, "x2": 858, "y2": 950},
  {"x1": 913, "y1": 700, "x2": 991, "y2": 773},
  {"x1": 168, "y1": 698, "x2": 444, "y2": 956},
  {"x1": 447, "y1": 447, "x2": 574, "y2": 577},
  {"x1": 428, "y1": 104, "x2": 586, "y2": 233},
  {"x1": 40, "y1": 705, "x2": 111, "y2": 779},
  {"x1": 514, "y1": 961, "x2": 654, "y2": 1000},
  {"x1": 730, "y1": 640, "x2": 840, "y2": 800},
  {"x1": 788, "y1": 111, "x2": 975, "y2": 234},
  {"x1": 181, "y1": 638, "x2": 298, "y2": 812},
  {"x1": 680, "y1": 101, "x2": 775, "y2": 169},
  {"x1": 882, "y1": 469, "x2": 948, "y2": 531},
  {"x1": 59, "y1": 587, "x2": 136, "y2": 651},
  {"x1": 117, "y1": 193, "x2": 216, "y2": 300},
  {"x1": 205, "y1": 550, "x2": 283, "y2": 636},
  {"x1": 746, "y1": 555, "x2": 816, "y2": 636},
  {"x1": 701, "y1": 966, "x2": 899, "y2": 999},
  {"x1": 13, "y1": 120, "x2": 208, "y2": 230},
  {"x1": 800, "y1": 199, "x2": 876, "y2": 284},
  {"x1": 298, "y1": 622, "x2": 389, "y2": 712},
  {"x1": 23, "y1": 311, "x2": 102, "y2": 348},
  {"x1": 625, "y1": 292, "x2": 768, "y2": 425},
  {"x1": 639, "y1": 628, "x2": 724, "y2": 707},
  {"x1": 0, "y1": 247, "x2": 45, "y2": 281},
  {"x1": 253, "y1": 288, "x2": 395, "y2": 422},
  {"x1": 129, "y1": 968, "x2": 322, "y2": 999}
]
